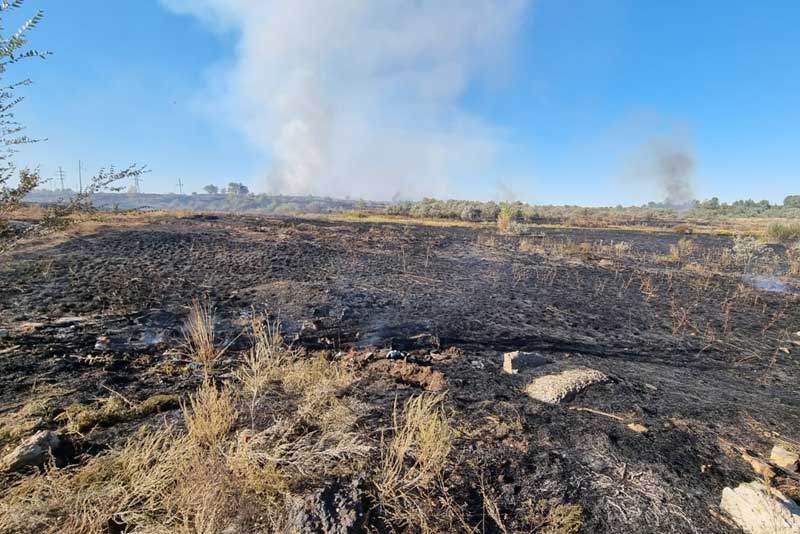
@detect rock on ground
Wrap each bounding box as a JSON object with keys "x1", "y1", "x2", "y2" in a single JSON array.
[
  {"x1": 771, "y1": 445, "x2": 799, "y2": 472},
  {"x1": 291, "y1": 477, "x2": 368, "y2": 534},
  {"x1": 1, "y1": 430, "x2": 64, "y2": 472},
  {"x1": 720, "y1": 481, "x2": 800, "y2": 534},
  {"x1": 502, "y1": 351, "x2": 548, "y2": 374},
  {"x1": 524, "y1": 367, "x2": 608, "y2": 404}
]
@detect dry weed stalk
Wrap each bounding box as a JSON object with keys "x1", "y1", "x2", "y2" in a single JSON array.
[
  {"x1": 376, "y1": 394, "x2": 454, "y2": 531},
  {"x1": 235, "y1": 315, "x2": 287, "y2": 428},
  {"x1": 183, "y1": 300, "x2": 219, "y2": 377}
]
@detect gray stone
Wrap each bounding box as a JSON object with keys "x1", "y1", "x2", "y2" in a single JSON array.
[
  {"x1": 502, "y1": 351, "x2": 548, "y2": 374},
  {"x1": 2, "y1": 430, "x2": 62, "y2": 472},
  {"x1": 720, "y1": 481, "x2": 800, "y2": 534},
  {"x1": 771, "y1": 445, "x2": 799, "y2": 472},
  {"x1": 291, "y1": 476, "x2": 368, "y2": 534},
  {"x1": 524, "y1": 367, "x2": 609, "y2": 404}
]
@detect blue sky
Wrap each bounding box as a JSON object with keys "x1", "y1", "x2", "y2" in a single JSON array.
[{"x1": 11, "y1": 0, "x2": 800, "y2": 205}]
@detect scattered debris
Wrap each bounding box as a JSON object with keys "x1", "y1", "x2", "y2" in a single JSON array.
[
  {"x1": 94, "y1": 335, "x2": 111, "y2": 351},
  {"x1": 720, "y1": 481, "x2": 800, "y2": 534},
  {"x1": 1, "y1": 430, "x2": 65, "y2": 472},
  {"x1": 568, "y1": 406, "x2": 648, "y2": 433},
  {"x1": 386, "y1": 349, "x2": 404, "y2": 360},
  {"x1": 525, "y1": 368, "x2": 609, "y2": 404},
  {"x1": 771, "y1": 445, "x2": 799, "y2": 473},
  {"x1": 502, "y1": 350, "x2": 548, "y2": 374},
  {"x1": 470, "y1": 360, "x2": 485, "y2": 370},
  {"x1": 52, "y1": 316, "x2": 90, "y2": 326},
  {"x1": 379, "y1": 360, "x2": 445, "y2": 391}
]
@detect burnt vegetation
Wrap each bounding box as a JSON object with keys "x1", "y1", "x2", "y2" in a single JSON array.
[{"x1": 2, "y1": 3, "x2": 800, "y2": 534}]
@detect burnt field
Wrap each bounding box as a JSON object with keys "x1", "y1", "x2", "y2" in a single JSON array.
[{"x1": 1, "y1": 213, "x2": 799, "y2": 533}]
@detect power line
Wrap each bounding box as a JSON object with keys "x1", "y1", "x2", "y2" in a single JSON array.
[
  {"x1": 133, "y1": 174, "x2": 143, "y2": 194},
  {"x1": 57, "y1": 167, "x2": 65, "y2": 192}
]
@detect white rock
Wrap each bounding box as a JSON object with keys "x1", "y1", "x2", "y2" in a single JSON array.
[
  {"x1": 502, "y1": 351, "x2": 547, "y2": 374},
  {"x1": 524, "y1": 367, "x2": 608, "y2": 404},
  {"x1": 771, "y1": 445, "x2": 799, "y2": 472},
  {"x1": 720, "y1": 481, "x2": 800, "y2": 534},
  {"x1": 2, "y1": 430, "x2": 61, "y2": 472}
]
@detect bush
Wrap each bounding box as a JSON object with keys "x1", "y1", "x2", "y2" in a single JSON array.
[{"x1": 767, "y1": 221, "x2": 800, "y2": 243}]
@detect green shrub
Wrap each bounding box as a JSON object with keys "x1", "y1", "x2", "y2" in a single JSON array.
[{"x1": 767, "y1": 221, "x2": 800, "y2": 243}]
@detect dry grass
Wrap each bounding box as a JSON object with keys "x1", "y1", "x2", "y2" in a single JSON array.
[
  {"x1": 520, "y1": 499, "x2": 584, "y2": 534},
  {"x1": 668, "y1": 238, "x2": 697, "y2": 262},
  {"x1": 183, "y1": 381, "x2": 238, "y2": 449},
  {"x1": 518, "y1": 237, "x2": 632, "y2": 259},
  {"x1": 235, "y1": 316, "x2": 287, "y2": 428},
  {"x1": 787, "y1": 244, "x2": 800, "y2": 276},
  {"x1": 497, "y1": 206, "x2": 513, "y2": 234},
  {"x1": 329, "y1": 212, "x2": 479, "y2": 228},
  {"x1": 0, "y1": 385, "x2": 65, "y2": 446},
  {"x1": 375, "y1": 394, "x2": 454, "y2": 532},
  {"x1": 182, "y1": 300, "x2": 220, "y2": 377},
  {"x1": 0, "y1": 306, "x2": 380, "y2": 533}
]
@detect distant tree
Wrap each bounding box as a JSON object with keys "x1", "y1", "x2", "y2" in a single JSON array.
[
  {"x1": 701, "y1": 197, "x2": 720, "y2": 209},
  {"x1": 227, "y1": 182, "x2": 248, "y2": 196},
  {"x1": 784, "y1": 195, "x2": 800, "y2": 208},
  {"x1": 203, "y1": 184, "x2": 219, "y2": 195}
]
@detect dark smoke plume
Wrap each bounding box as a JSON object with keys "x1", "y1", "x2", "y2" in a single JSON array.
[{"x1": 638, "y1": 136, "x2": 695, "y2": 206}]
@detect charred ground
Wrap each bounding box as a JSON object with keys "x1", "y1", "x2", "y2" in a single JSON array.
[{"x1": 1, "y1": 213, "x2": 799, "y2": 533}]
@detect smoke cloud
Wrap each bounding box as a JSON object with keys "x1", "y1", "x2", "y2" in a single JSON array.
[
  {"x1": 162, "y1": 0, "x2": 529, "y2": 198},
  {"x1": 633, "y1": 135, "x2": 695, "y2": 206}
]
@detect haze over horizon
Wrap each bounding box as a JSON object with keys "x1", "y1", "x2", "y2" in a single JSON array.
[{"x1": 12, "y1": 0, "x2": 800, "y2": 206}]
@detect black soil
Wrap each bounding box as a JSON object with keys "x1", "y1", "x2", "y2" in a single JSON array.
[{"x1": 2, "y1": 214, "x2": 799, "y2": 533}]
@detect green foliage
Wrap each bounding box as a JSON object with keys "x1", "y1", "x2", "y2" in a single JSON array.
[
  {"x1": 203, "y1": 184, "x2": 219, "y2": 195},
  {"x1": 784, "y1": 195, "x2": 800, "y2": 208},
  {"x1": 0, "y1": 4, "x2": 148, "y2": 253},
  {"x1": 767, "y1": 220, "x2": 800, "y2": 243},
  {"x1": 0, "y1": 1, "x2": 48, "y2": 227},
  {"x1": 226, "y1": 181, "x2": 249, "y2": 196}
]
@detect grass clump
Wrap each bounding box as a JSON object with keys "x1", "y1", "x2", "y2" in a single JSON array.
[
  {"x1": 57, "y1": 393, "x2": 182, "y2": 434},
  {"x1": 375, "y1": 394, "x2": 454, "y2": 531},
  {"x1": 767, "y1": 220, "x2": 800, "y2": 243},
  {"x1": 521, "y1": 499, "x2": 584, "y2": 534},
  {"x1": 788, "y1": 243, "x2": 800, "y2": 276},
  {"x1": 183, "y1": 381, "x2": 238, "y2": 449},
  {"x1": 182, "y1": 300, "x2": 220, "y2": 377},
  {"x1": 668, "y1": 238, "x2": 697, "y2": 262},
  {"x1": 58, "y1": 396, "x2": 131, "y2": 434}
]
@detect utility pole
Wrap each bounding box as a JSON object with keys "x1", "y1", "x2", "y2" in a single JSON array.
[
  {"x1": 57, "y1": 167, "x2": 66, "y2": 192},
  {"x1": 77, "y1": 160, "x2": 83, "y2": 194},
  {"x1": 177, "y1": 178, "x2": 184, "y2": 195},
  {"x1": 133, "y1": 174, "x2": 143, "y2": 194}
]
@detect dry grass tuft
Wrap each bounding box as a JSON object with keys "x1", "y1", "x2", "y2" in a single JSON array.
[
  {"x1": 0, "y1": 426, "x2": 198, "y2": 533},
  {"x1": 521, "y1": 499, "x2": 584, "y2": 534},
  {"x1": 668, "y1": 238, "x2": 697, "y2": 262},
  {"x1": 235, "y1": 316, "x2": 287, "y2": 428},
  {"x1": 0, "y1": 385, "x2": 65, "y2": 445},
  {"x1": 58, "y1": 396, "x2": 132, "y2": 434},
  {"x1": 787, "y1": 243, "x2": 800, "y2": 276},
  {"x1": 183, "y1": 381, "x2": 238, "y2": 449},
  {"x1": 183, "y1": 300, "x2": 219, "y2": 377},
  {"x1": 375, "y1": 393, "x2": 454, "y2": 531}
]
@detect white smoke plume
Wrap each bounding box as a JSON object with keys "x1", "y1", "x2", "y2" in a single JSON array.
[{"x1": 162, "y1": 0, "x2": 529, "y2": 198}]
